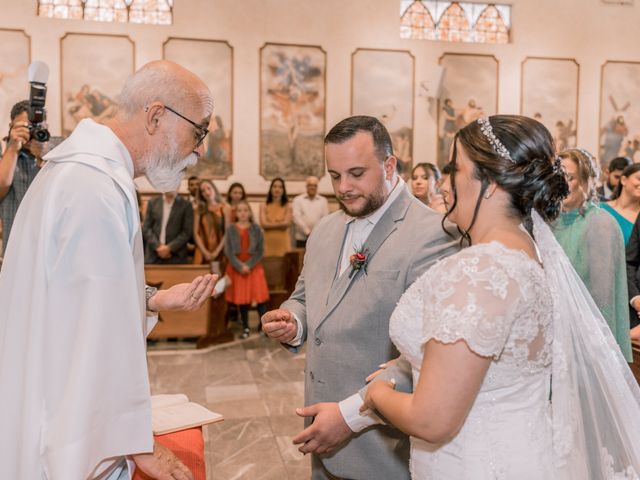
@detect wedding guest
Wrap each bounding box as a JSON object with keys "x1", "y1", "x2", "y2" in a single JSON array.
[
  {"x1": 193, "y1": 179, "x2": 227, "y2": 265},
  {"x1": 625, "y1": 216, "x2": 640, "y2": 341},
  {"x1": 260, "y1": 177, "x2": 293, "y2": 256},
  {"x1": 597, "y1": 156, "x2": 631, "y2": 201},
  {"x1": 552, "y1": 148, "x2": 631, "y2": 360},
  {"x1": 224, "y1": 200, "x2": 269, "y2": 338},
  {"x1": 292, "y1": 176, "x2": 329, "y2": 248},
  {"x1": 411, "y1": 162, "x2": 446, "y2": 213},
  {"x1": 143, "y1": 191, "x2": 193, "y2": 264},
  {"x1": 187, "y1": 175, "x2": 201, "y2": 210},
  {"x1": 601, "y1": 163, "x2": 640, "y2": 244},
  {"x1": 225, "y1": 181, "x2": 246, "y2": 225}
]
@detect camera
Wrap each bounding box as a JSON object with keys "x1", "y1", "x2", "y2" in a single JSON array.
[{"x1": 27, "y1": 61, "x2": 50, "y2": 143}]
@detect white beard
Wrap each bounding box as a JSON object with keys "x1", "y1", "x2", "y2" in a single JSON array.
[{"x1": 143, "y1": 142, "x2": 197, "y2": 193}]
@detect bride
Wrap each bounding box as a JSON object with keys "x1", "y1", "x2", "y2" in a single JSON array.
[{"x1": 362, "y1": 115, "x2": 640, "y2": 479}]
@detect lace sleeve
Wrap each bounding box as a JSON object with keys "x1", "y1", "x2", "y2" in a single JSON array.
[{"x1": 422, "y1": 246, "x2": 524, "y2": 359}]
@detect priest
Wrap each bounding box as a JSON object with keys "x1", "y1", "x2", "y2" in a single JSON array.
[{"x1": 0, "y1": 61, "x2": 214, "y2": 479}]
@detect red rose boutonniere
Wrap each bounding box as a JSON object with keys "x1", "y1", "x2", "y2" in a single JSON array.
[{"x1": 349, "y1": 247, "x2": 370, "y2": 279}]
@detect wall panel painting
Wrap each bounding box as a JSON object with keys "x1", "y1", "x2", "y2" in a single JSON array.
[
  {"x1": 60, "y1": 33, "x2": 134, "y2": 136},
  {"x1": 0, "y1": 29, "x2": 30, "y2": 146},
  {"x1": 351, "y1": 48, "x2": 415, "y2": 178},
  {"x1": 164, "y1": 37, "x2": 233, "y2": 179},
  {"x1": 437, "y1": 53, "x2": 498, "y2": 168},
  {"x1": 521, "y1": 57, "x2": 579, "y2": 152},
  {"x1": 260, "y1": 42, "x2": 326, "y2": 180}
]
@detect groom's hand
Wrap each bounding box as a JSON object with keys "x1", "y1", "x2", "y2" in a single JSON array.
[
  {"x1": 292, "y1": 402, "x2": 352, "y2": 455},
  {"x1": 261, "y1": 308, "x2": 297, "y2": 343}
]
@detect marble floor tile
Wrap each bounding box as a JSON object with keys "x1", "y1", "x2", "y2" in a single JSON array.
[{"x1": 148, "y1": 331, "x2": 310, "y2": 479}]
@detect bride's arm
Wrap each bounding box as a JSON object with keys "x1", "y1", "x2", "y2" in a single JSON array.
[{"x1": 365, "y1": 339, "x2": 490, "y2": 444}]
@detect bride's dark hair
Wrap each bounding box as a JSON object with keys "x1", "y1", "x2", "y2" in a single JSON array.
[{"x1": 444, "y1": 115, "x2": 569, "y2": 244}]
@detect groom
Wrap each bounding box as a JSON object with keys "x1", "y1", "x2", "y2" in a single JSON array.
[{"x1": 262, "y1": 116, "x2": 458, "y2": 479}]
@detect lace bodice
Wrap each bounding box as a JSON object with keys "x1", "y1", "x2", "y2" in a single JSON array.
[
  {"x1": 390, "y1": 241, "x2": 553, "y2": 385},
  {"x1": 390, "y1": 242, "x2": 556, "y2": 479}
]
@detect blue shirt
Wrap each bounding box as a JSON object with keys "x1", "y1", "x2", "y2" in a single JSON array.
[
  {"x1": 0, "y1": 150, "x2": 40, "y2": 253},
  {"x1": 600, "y1": 202, "x2": 634, "y2": 245}
]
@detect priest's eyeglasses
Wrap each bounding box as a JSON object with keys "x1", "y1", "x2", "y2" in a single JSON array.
[{"x1": 164, "y1": 105, "x2": 209, "y2": 148}]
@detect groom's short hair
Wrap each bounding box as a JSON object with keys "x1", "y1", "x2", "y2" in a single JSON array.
[{"x1": 325, "y1": 115, "x2": 394, "y2": 162}]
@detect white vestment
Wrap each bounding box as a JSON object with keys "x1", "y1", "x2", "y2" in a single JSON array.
[{"x1": 0, "y1": 119, "x2": 155, "y2": 479}]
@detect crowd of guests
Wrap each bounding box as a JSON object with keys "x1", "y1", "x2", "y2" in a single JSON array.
[{"x1": 139, "y1": 175, "x2": 329, "y2": 338}]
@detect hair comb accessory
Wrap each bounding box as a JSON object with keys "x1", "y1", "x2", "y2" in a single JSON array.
[
  {"x1": 553, "y1": 156, "x2": 563, "y2": 174},
  {"x1": 477, "y1": 117, "x2": 513, "y2": 163}
]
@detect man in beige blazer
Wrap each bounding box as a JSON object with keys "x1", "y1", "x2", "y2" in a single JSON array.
[{"x1": 262, "y1": 116, "x2": 458, "y2": 480}]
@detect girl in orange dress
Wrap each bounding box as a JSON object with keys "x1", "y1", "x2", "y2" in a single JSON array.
[
  {"x1": 224, "y1": 201, "x2": 270, "y2": 338},
  {"x1": 224, "y1": 182, "x2": 247, "y2": 226}
]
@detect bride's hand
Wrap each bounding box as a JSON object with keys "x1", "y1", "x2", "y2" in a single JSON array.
[
  {"x1": 360, "y1": 379, "x2": 396, "y2": 415},
  {"x1": 365, "y1": 358, "x2": 398, "y2": 382}
]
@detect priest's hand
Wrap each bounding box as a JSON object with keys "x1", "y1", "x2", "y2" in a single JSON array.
[
  {"x1": 132, "y1": 441, "x2": 193, "y2": 480},
  {"x1": 261, "y1": 308, "x2": 297, "y2": 343},
  {"x1": 148, "y1": 274, "x2": 218, "y2": 312},
  {"x1": 292, "y1": 402, "x2": 352, "y2": 455}
]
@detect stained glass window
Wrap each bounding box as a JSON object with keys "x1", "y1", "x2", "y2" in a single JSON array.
[
  {"x1": 400, "y1": 0, "x2": 437, "y2": 40},
  {"x1": 437, "y1": 2, "x2": 472, "y2": 42},
  {"x1": 474, "y1": 5, "x2": 509, "y2": 44},
  {"x1": 37, "y1": 0, "x2": 173, "y2": 25},
  {"x1": 399, "y1": 1, "x2": 511, "y2": 44}
]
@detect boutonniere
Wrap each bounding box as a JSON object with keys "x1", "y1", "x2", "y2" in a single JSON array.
[{"x1": 349, "y1": 246, "x2": 370, "y2": 279}]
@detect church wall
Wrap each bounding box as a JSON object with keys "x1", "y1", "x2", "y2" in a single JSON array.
[{"x1": 1, "y1": 0, "x2": 638, "y2": 195}]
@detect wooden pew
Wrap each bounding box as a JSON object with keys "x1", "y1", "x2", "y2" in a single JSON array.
[
  {"x1": 262, "y1": 256, "x2": 291, "y2": 311},
  {"x1": 145, "y1": 264, "x2": 233, "y2": 346}
]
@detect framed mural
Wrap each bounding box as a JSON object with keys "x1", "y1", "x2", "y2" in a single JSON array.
[
  {"x1": 351, "y1": 48, "x2": 415, "y2": 179},
  {"x1": 521, "y1": 57, "x2": 579, "y2": 152},
  {"x1": 437, "y1": 53, "x2": 499, "y2": 168},
  {"x1": 259, "y1": 42, "x2": 326, "y2": 180},
  {"x1": 599, "y1": 61, "x2": 640, "y2": 168},
  {"x1": 60, "y1": 33, "x2": 134, "y2": 136},
  {"x1": 163, "y1": 37, "x2": 233, "y2": 179},
  {"x1": 0, "y1": 29, "x2": 30, "y2": 144}
]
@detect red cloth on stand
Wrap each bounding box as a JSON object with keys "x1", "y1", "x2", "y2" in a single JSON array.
[{"x1": 132, "y1": 427, "x2": 206, "y2": 480}]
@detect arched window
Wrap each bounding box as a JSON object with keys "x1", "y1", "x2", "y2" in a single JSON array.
[
  {"x1": 400, "y1": 1, "x2": 437, "y2": 40},
  {"x1": 437, "y1": 2, "x2": 472, "y2": 43},
  {"x1": 37, "y1": 0, "x2": 173, "y2": 25},
  {"x1": 474, "y1": 5, "x2": 509, "y2": 44}
]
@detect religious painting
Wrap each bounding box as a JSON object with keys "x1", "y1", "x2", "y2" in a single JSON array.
[
  {"x1": 60, "y1": 33, "x2": 134, "y2": 136},
  {"x1": 436, "y1": 53, "x2": 498, "y2": 168},
  {"x1": 521, "y1": 57, "x2": 579, "y2": 152},
  {"x1": 164, "y1": 37, "x2": 233, "y2": 178},
  {"x1": 351, "y1": 48, "x2": 415, "y2": 179},
  {"x1": 0, "y1": 29, "x2": 30, "y2": 145},
  {"x1": 260, "y1": 43, "x2": 326, "y2": 180},
  {"x1": 599, "y1": 61, "x2": 640, "y2": 167}
]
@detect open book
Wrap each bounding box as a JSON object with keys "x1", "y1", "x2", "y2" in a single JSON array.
[{"x1": 151, "y1": 394, "x2": 224, "y2": 435}]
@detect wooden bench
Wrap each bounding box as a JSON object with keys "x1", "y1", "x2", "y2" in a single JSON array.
[{"x1": 145, "y1": 264, "x2": 232, "y2": 346}]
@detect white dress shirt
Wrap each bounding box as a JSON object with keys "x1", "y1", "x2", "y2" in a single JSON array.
[
  {"x1": 292, "y1": 193, "x2": 330, "y2": 241},
  {"x1": 290, "y1": 178, "x2": 406, "y2": 432},
  {"x1": 159, "y1": 196, "x2": 176, "y2": 245}
]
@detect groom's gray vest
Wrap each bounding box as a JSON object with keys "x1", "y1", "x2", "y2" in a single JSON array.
[{"x1": 282, "y1": 186, "x2": 458, "y2": 479}]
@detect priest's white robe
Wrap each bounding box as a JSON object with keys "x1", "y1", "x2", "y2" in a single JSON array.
[{"x1": 0, "y1": 119, "x2": 155, "y2": 479}]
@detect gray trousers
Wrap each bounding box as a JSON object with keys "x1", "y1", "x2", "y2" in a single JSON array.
[{"x1": 312, "y1": 455, "x2": 353, "y2": 480}]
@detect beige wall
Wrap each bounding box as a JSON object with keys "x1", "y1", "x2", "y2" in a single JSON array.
[{"x1": 1, "y1": 0, "x2": 639, "y2": 196}]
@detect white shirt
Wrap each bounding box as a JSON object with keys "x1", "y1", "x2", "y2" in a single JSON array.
[
  {"x1": 292, "y1": 193, "x2": 329, "y2": 240},
  {"x1": 159, "y1": 196, "x2": 176, "y2": 245},
  {"x1": 290, "y1": 177, "x2": 405, "y2": 432}
]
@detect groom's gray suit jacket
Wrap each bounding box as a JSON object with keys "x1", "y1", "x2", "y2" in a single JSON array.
[{"x1": 281, "y1": 186, "x2": 458, "y2": 479}]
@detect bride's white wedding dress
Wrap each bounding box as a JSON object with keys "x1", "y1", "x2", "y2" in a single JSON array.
[{"x1": 389, "y1": 241, "x2": 555, "y2": 479}]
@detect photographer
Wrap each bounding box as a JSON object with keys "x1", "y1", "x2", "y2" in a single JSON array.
[{"x1": 0, "y1": 100, "x2": 45, "y2": 254}]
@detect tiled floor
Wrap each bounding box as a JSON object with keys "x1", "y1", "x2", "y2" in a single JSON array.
[{"x1": 147, "y1": 318, "x2": 311, "y2": 480}]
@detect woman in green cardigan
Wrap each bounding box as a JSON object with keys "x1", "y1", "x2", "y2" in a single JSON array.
[{"x1": 552, "y1": 148, "x2": 632, "y2": 361}]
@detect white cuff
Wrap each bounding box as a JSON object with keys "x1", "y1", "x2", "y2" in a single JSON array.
[
  {"x1": 287, "y1": 313, "x2": 304, "y2": 347},
  {"x1": 338, "y1": 393, "x2": 384, "y2": 433}
]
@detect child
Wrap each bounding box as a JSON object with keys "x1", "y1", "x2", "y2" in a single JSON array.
[{"x1": 224, "y1": 201, "x2": 270, "y2": 338}]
